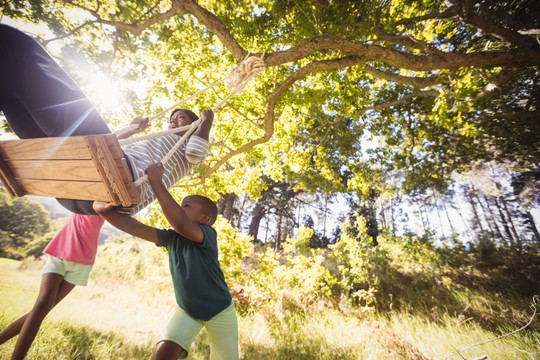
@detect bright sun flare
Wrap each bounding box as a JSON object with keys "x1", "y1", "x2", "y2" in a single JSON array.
[{"x1": 87, "y1": 72, "x2": 122, "y2": 112}]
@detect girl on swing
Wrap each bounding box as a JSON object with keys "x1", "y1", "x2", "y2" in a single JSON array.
[{"x1": 0, "y1": 24, "x2": 213, "y2": 359}]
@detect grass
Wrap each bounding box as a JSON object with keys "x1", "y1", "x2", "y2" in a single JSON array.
[
  {"x1": 0, "y1": 258, "x2": 43, "y2": 315},
  {"x1": 1, "y1": 257, "x2": 538, "y2": 359},
  {"x1": 238, "y1": 308, "x2": 539, "y2": 360},
  {"x1": 0, "y1": 313, "x2": 153, "y2": 359}
]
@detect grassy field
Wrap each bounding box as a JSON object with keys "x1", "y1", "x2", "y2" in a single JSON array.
[
  {"x1": 1, "y1": 257, "x2": 538, "y2": 359},
  {"x1": 0, "y1": 257, "x2": 163, "y2": 359}
]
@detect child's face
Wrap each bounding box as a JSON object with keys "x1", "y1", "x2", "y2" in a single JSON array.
[
  {"x1": 169, "y1": 110, "x2": 193, "y2": 135},
  {"x1": 181, "y1": 196, "x2": 209, "y2": 224}
]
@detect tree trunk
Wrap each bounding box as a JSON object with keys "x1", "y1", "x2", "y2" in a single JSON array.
[
  {"x1": 422, "y1": 203, "x2": 431, "y2": 232},
  {"x1": 494, "y1": 197, "x2": 516, "y2": 247},
  {"x1": 275, "y1": 214, "x2": 282, "y2": 251},
  {"x1": 297, "y1": 202, "x2": 302, "y2": 227},
  {"x1": 466, "y1": 190, "x2": 485, "y2": 234},
  {"x1": 432, "y1": 192, "x2": 446, "y2": 238},
  {"x1": 443, "y1": 201, "x2": 454, "y2": 233},
  {"x1": 483, "y1": 195, "x2": 506, "y2": 244},
  {"x1": 322, "y1": 194, "x2": 329, "y2": 239},
  {"x1": 453, "y1": 193, "x2": 473, "y2": 240},
  {"x1": 473, "y1": 193, "x2": 497, "y2": 242},
  {"x1": 264, "y1": 216, "x2": 269, "y2": 243},
  {"x1": 236, "y1": 195, "x2": 247, "y2": 230},
  {"x1": 525, "y1": 211, "x2": 540, "y2": 244},
  {"x1": 500, "y1": 196, "x2": 523, "y2": 250},
  {"x1": 222, "y1": 193, "x2": 237, "y2": 221},
  {"x1": 416, "y1": 201, "x2": 426, "y2": 233},
  {"x1": 390, "y1": 195, "x2": 396, "y2": 236},
  {"x1": 248, "y1": 201, "x2": 265, "y2": 242},
  {"x1": 377, "y1": 197, "x2": 388, "y2": 232}
]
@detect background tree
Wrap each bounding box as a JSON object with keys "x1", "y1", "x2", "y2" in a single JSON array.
[
  {"x1": 1, "y1": 0, "x2": 539, "y2": 246},
  {"x1": 0, "y1": 188, "x2": 52, "y2": 258}
]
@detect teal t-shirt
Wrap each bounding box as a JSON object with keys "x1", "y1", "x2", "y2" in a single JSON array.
[{"x1": 156, "y1": 225, "x2": 232, "y2": 321}]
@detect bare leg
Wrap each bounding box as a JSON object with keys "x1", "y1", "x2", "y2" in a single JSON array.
[
  {"x1": 151, "y1": 340, "x2": 185, "y2": 360},
  {"x1": 0, "y1": 315, "x2": 28, "y2": 346},
  {"x1": 7, "y1": 273, "x2": 75, "y2": 360},
  {"x1": 0, "y1": 273, "x2": 75, "y2": 345}
]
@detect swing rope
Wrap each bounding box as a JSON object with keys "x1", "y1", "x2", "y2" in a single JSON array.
[
  {"x1": 118, "y1": 54, "x2": 264, "y2": 145},
  {"x1": 114, "y1": 76, "x2": 228, "y2": 140},
  {"x1": 118, "y1": 54, "x2": 265, "y2": 187}
]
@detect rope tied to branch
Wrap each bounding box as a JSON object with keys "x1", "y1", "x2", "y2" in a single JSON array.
[{"x1": 226, "y1": 54, "x2": 265, "y2": 93}]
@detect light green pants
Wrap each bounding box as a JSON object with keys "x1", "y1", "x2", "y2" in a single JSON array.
[{"x1": 158, "y1": 303, "x2": 238, "y2": 360}]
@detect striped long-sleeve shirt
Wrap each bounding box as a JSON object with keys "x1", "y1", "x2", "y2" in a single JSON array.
[{"x1": 122, "y1": 134, "x2": 209, "y2": 215}]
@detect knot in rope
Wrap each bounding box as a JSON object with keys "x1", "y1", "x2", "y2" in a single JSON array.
[{"x1": 226, "y1": 55, "x2": 265, "y2": 93}]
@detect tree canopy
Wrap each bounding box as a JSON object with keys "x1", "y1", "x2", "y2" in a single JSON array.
[{"x1": 1, "y1": 0, "x2": 539, "y2": 202}]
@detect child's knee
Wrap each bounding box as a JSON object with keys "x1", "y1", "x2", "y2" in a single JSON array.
[{"x1": 151, "y1": 340, "x2": 186, "y2": 360}]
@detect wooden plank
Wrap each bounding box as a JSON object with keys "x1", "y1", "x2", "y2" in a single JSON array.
[
  {"x1": 0, "y1": 174, "x2": 16, "y2": 196},
  {"x1": 118, "y1": 158, "x2": 133, "y2": 182},
  {"x1": 117, "y1": 159, "x2": 139, "y2": 205},
  {"x1": 7, "y1": 159, "x2": 131, "y2": 182},
  {"x1": 121, "y1": 181, "x2": 139, "y2": 205},
  {"x1": 0, "y1": 155, "x2": 25, "y2": 196},
  {"x1": 86, "y1": 137, "x2": 137, "y2": 207},
  {"x1": 0, "y1": 134, "x2": 122, "y2": 160},
  {"x1": 98, "y1": 134, "x2": 124, "y2": 159},
  {"x1": 0, "y1": 137, "x2": 92, "y2": 160},
  {"x1": 86, "y1": 137, "x2": 121, "y2": 205},
  {"x1": 18, "y1": 179, "x2": 112, "y2": 202}
]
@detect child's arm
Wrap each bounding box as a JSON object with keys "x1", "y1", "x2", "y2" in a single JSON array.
[
  {"x1": 93, "y1": 201, "x2": 158, "y2": 244},
  {"x1": 185, "y1": 110, "x2": 212, "y2": 164},
  {"x1": 117, "y1": 117, "x2": 150, "y2": 139},
  {"x1": 145, "y1": 163, "x2": 205, "y2": 243},
  {"x1": 193, "y1": 109, "x2": 213, "y2": 141}
]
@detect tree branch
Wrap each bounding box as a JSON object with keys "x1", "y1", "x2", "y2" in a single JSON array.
[
  {"x1": 180, "y1": 0, "x2": 247, "y2": 62},
  {"x1": 363, "y1": 65, "x2": 441, "y2": 88},
  {"x1": 460, "y1": 0, "x2": 539, "y2": 49},
  {"x1": 42, "y1": 20, "x2": 98, "y2": 45},
  {"x1": 357, "y1": 89, "x2": 440, "y2": 115},
  {"x1": 252, "y1": 35, "x2": 540, "y2": 71},
  {"x1": 396, "y1": 5, "x2": 460, "y2": 26},
  {"x1": 306, "y1": 0, "x2": 329, "y2": 9},
  {"x1": 62, "y1": 0, "x2": 186, "y2": 36},
  {"x1": 519, "y1": 29, "x2": 540, "y2": 35},
  {"x1": 484, "y1": 110, "x2": 540, "y2": 121},
  {"x1": 374, "y1": 22, "x2": 444, "y2": 56},
  {"x1": 57, "y1": 2, "x2": 540, "y2": 73},
  {"x1": 200, "y1": 56, "x2": 366, "y2": 178},
  {"x1": 35, "y1": 0, "x2": 538, "y2": 180},
  {"x1": 397, "y1": 1, "x2": 538, "y2": 49},
  {"x1": 477, "y1": 67, "x2": 520, "y2": 99}
]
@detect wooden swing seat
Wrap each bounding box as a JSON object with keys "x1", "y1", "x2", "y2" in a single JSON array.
[{"x1": 0, "y1": 134, "x2": 139, "y2": 207}]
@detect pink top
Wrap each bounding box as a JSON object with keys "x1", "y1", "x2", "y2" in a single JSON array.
[{"x1": 43, "y1": 213, "x2": 105, "y2": 265}]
